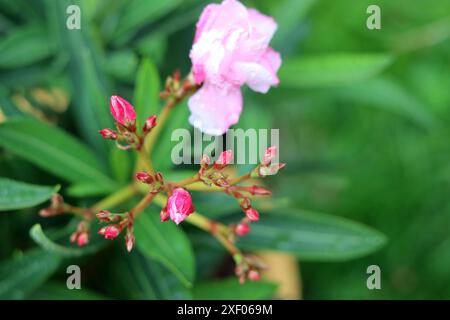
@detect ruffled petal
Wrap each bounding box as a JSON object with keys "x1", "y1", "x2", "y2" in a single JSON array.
[{"x1": 188, "y1": 83, "x2": 242, "y2": 135}]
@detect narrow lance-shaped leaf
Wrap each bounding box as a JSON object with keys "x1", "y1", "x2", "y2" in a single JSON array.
[
  {"x1": 279, "y1": 53, "x2": 393, "y2": 88},
  {"x1": 0, "y1": 249, "x2": 61, "y2": 299},
  {"x1": 0, "y1": 178, "x2": 59, "y2": 211},
  {"x1": 237, "y1": 208, "x2": 387, "y2": 261},
  {"x1": 134, "y1": 207, "x2": 196, "y2": 287},
  {"x1": 134, "y1": 58, "x2": 160, "y2": 128},
  {"x1": 0, "y1": 118, "x2": 115, "y2": 186}
]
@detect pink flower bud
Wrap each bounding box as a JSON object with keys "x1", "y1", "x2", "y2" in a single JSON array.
[
  {"x1": 125, "y1": 233, "x2": 135, "y2": 252},
  {"x1": 200, "y1": 154, "x2": 211, "y2": 167},
  {"x1": 249, "y1": 186, "x2": 272, "y2": 196},
  {"x1": 160, "y1": 207, "x2": 169, "y2": 222},
  {"x1": 262, "y1": 146, "x2": 277, "y2": 165},
  {"x1": 167, "y1": 188, "x2": 194, "y2": 225},
  {"x1": 258, "y1": 163, "x2": 286, "y2": 177},
  {"x1": 51, "y1": 194, "x2": 64, "y2": 208},
  {"x1": 110, "y1": 95, "x2": 136, "y2": 125},
  {"x1": 245, "y1": 208, "x2": 260, "y2": 221},
  {"x1": 214, "y1": 150, "x2": 233, "y2": 170},
  {"x1": 248, "y1": 270, "x2": 261, "y2": 282},
  {"x1": 39, "y1": 208, "x2": 54, "y2": 217},
  {"x1": 235, "y1": 223, "x2": 251, "y2": 236},
  {"x1": 98, "y1": 128, "x2": 118, "y2": 140},
  {"x1": 99, "y1": 225, "x2": 121, "y2": 239},
  {"x1": 77, "y1": 232, "x2": 89, "y2": 247},
  {"x1": 96, "y1": 210, "x2": 110, "y2": 219},
  {"x1": 143, "y1": 115, "x2": 157, "y2": 133},
  {"x1": 135, "y1": 171, "x2": 153, "y2": 184},
  {"x1": 155, "y1": 172, "x2": 164, "y2": 183}
]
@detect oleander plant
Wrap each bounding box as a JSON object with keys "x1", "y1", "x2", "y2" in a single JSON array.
[{"x1": 1, "y1": 0, "x2": 449, "y2": 300}]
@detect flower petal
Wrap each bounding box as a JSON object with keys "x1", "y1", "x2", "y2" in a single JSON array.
[{"x1": 188, "y1": 83, "x2": 242, "y2": 135}]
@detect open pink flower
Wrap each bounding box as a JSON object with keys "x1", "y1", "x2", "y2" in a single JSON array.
[
  {"x1": 167, "y1": 188, "x2": 195, "y2": 225},
  {"x1": 188, "y1": 0, "x2": 281, "y2": 135}
]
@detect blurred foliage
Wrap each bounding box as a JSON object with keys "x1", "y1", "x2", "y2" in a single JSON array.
[{"x1": 0, "y1": 0, "x2": 449, "y2": 300}]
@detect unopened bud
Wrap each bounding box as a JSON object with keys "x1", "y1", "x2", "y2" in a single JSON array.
[
  {"x1": 245, "y1": 208, "x2": 260, "y2": 221},
  {"x1": 135, "y1": 171, "x2": 154, "y2": 184},
  {"x1": 235, "y1": 223, "x2": 251, "y2": 236},
  {"x1": 248, "y1": 270, "x2": 260, "y2": 282},
  {"x1": 262, "y1": 146, "x2": 277, "y2": 166},
  {"x1": 143, "y1": 115, "x2": 157, "y2": 133},
  {"x1": 125, "y1": 233, "x2": 135, "y2": 252},
  {"x1": 214, "y1": 150, "x2": 233, "y2": 170},
  {"x1": 98, "y1": 128, "x2": 118, "y2": 140},
  {"x1": 99, "y1": 225, "x2": 121, "y2": 239},
  {"x1": 258, "y1": 163, "x2": 286, "y2": 177},
  {"x1": 160, "y1": 207, "x2": 169, "y2": 222},
  {"x1": 249, "y1": 186, "x2": 272, "y2": 196},
  {"x1": 77, "y1": 232, "x2": 89, "y2": 247}
]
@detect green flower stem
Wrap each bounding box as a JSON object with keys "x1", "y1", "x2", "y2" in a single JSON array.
[{"x1": 92, "y1": 184, "x2": 137, "y2": 212}]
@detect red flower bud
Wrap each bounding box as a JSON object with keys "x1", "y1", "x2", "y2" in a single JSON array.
[
  {"x1": 160, "y1": 207, "x2": 169, "y2": 222},
  {"x1": 245, "y1": 208, "x2": 260, "y2": 221},
  {"x1": 76, "y1": 232, "x2": 89, "y2": 247},
  {"x1": 135, "y1": 171, "x2": 153, "y2": 184},
  {"x1": 248, "y1": 270, "x2": 261, "y2": 282},
  {"x1": 110, "y1": 95, "x2": 136, "y2": 125},
  {"x1": 143, "y1": 115, "x2": 157, "y2": 133},
  {"x1": 98, "y1": 128, "x2": 118, "y2": 140},
  {"x1": 167, "y1": 188, "x2": 194, "y2": 225},
  {"x1": 99, "y1": 225, "x2": 121, "y2": 239},
  {"x1": 235, "y1": 223, "x2": 251, "y2": 236},
  {"x1": 249, "y1": 185, "x2": 272, "y2": 196},
  {"x1": 262, "y1": 146, "x2": 277, "y2": 165},
  {"x1": 214, "y1": 150, "x2": 233, "y2": 170}
]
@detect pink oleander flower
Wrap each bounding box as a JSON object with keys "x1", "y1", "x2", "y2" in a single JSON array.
[
  {"x1": 110, "y1": 95, "x2": 136, "y2": 125},
  {"x1": 167, "y1": 188, "x2": 195, "y2": 225},
  {"x1": 188, "y1": 0, "x2": 281, "y2": 135}
]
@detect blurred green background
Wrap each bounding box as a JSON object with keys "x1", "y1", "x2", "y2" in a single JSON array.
[{"x1": 0, "y1": 0, "x2": 450, "y2": 299}]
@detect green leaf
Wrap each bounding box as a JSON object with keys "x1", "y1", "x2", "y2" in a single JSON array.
[
  {"x1": 108, "y1": 251, "x2": 192, "y2": 300},
  {"x1": 134, "y1": 58, "x2": 161, "y2": 128},
  {"x1": 109, "y1": 147, "x2": 131, "y2": 184},
  {"x1": 45, "y1": 0, "x2": 113, "y2": 157},
  {"x1": 279, "y1": 54, "x2": 393, "y2": 88},
  {"x1": 0, "y1": 118, "x2": 115, "y2": 185},
  {"x1": 0, "y1": 249, "x2": 61, "y2": 299},
  {"x1": 29, "y1": 224, "x2": 104, "y2": 257},
  {"x1": 0, "y1": 24, "x2": 55, "y2": 69},
  {"x1": 0, "y1": 178, "x2": 59, "y2": 211},
  {"x1": 113, "y1": 0, "x2": 182, "y2": 44},
  {"x1": 30, "y1": 282, "x2": 107, "y2": 300},
  {"x1": 332, "y1": 78, "x2": 436, "y2": 129},
  {"x1": 103, "y1": 50, "x2": 138, "y2": 83},
  {"x1": 193, "y1": 278, "x2": 277, "y2": 300},
  {"x1": 238, "y1": 208, "x2": 387, "y2": 261},
  {"x1": 134, "y1": 208, "x2": 195, "y2": 287}
]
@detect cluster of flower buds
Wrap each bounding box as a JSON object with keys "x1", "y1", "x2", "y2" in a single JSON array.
[
  {"x1": 135, "y1": 171, "x2": 164, "y2": 193},
  {"x1": 253, "y1": 146, "x2": 286, "y2": 177},
  {"x1": 98, "y1": 96, "x2": 157, "y2": 150},
  {"x1": 198, "y1": 150, "x2": 233, "y2": 187},
  {"x1": 96, "y1": 210, "x2": 135, "y2": 251},
  {"x1": 160, "y1": 188, "x2": 195, "y2": 225},
  {"x1": 160, "y1": 70, "x2": 198, "y2": 103},
  {"x1": 39, "y1": 194, "x2": 65, "y2": 217},
  {"x1": 70, "y1": 220, "x2": 89, "y2": 247},
  {"x1": 233, "y1": 254, "x2": 266, "y2": 284}
]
